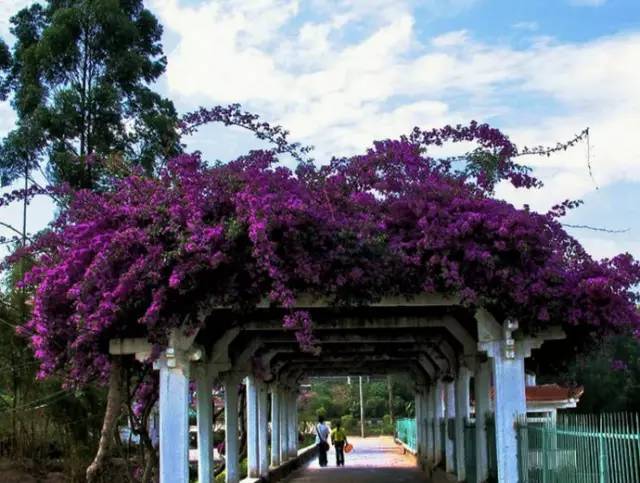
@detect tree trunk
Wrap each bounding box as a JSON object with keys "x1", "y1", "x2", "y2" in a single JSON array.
[{"x1": 86, "y1": 357, "x2": 123, "y2": 483}]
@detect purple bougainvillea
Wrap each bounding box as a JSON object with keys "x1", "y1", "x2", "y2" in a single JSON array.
[{"x1": 10, "y1": 105, "x2": 640, "y2": 389}]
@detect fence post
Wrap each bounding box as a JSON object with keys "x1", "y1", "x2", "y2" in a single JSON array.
[
  {"x1": 445, "y1": 381, "x2": 456, "y2": 474},
  {"x1": 475, "y1": 360, "x2": 491, "y2": 483},
  {"x1": 516, "y1": 415, "x2": 529, "y2": 483},
  {"x1": 598, "y1": 431, "x2": 606, "y2": 483},
  {"x1": 542, "y1": 421, "x2": 548, "y2": 483}
]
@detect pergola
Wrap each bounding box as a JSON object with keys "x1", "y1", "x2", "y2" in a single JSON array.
[{"x1": 110, "y1": 293, "x2": 563, "y2": 483}]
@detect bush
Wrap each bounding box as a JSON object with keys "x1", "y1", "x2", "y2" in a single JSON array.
[
  {"x1": 341, "y1": 415, "x2": 356, "y2": 433},
  {"x1": 213, "y1": 457, "x2": 247, "y2": 483},
  {"x1": 382, "y1": 414, "x2": 394, "y2": 435}
]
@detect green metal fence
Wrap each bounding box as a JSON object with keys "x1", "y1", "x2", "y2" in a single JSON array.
[
  {"x1": 447, "y1": 417, "x2": 457, "y2": 468},
  {"x1": 517, "y1": 413, "x2": 640, "y2": 483},
  {"x1": 487, "y1": 415, "x2": 498, "y2": 481},
  {"x1": 440, "y1": 419, "x2": 447, "y2": 464},
  {"x1": 396, "y1": 418, "x2": 417, "y2": 453},
  {"x1": 465, "y1": 420, "x2": 477, "y2": 483}
]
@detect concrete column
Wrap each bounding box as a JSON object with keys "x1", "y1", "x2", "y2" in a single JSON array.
[
  {"x1": 475, "y1": 360, "x2": 491, "y2": 483},
  {"x1": 433, "y1": 380, "x2": 444, "y2": 467},
  {"x1": 445, "y1": 381, "x2": 456, "y2": 474},
  {"x1": 224, "y1": 375, "x2": 240, "y2": 483},
  {"x1": 257, "y1": 380, "x2": 270, "y2": 478},
  {"x1": 425, "y1": 385, "x2": 435, "y2": 467},
  {"x1": 291, "y1": 391, "x2": 298, "y2": 458},
  {"x1": 455, "y1": 367, "x2": 471, "y2": 481},
  {"x1": 159, "y1": 357, "x2": 190, "y2": 483},
  {"x1": 492, "y1": 352, "x2": 526, "y2": 483},
  {"x1": 285, "y1": 390, "x2": 292, "y2": 458},
  {"x1": 289, "y1": 390, "x2": 298, "y2": 456},
  {"x1": 196, "y1": 366, "x2": 213, "y2": 483},
  {"x1": 270, "y1": 385, "x2": 281, "y2": 467},
  {"x1": 279, "y1": 387, "x2": 290, "y2": 462},
  {"x1": 246, "y1": 376, "x2": 259, "y2": 478}
]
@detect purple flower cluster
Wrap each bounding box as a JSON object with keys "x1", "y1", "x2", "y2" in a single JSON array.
[
  {"x1": 611, "y1": 359, "x2": 629, "y2": 372},
  {"x1": 12, "y1": 111, "x2": 640, "y2": 389}
]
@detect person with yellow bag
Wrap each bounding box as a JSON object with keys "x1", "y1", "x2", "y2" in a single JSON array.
[{"x1": 330, "y1": 421, "x2": 350, "y2": 466}]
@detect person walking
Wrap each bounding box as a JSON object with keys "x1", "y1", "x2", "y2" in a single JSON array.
[
  {"x1": 331, "y1": 421, "x2": 348, "y2": 467},
  {"x1": 315, "y1": 415, "x2": 330, "y2": 467}
]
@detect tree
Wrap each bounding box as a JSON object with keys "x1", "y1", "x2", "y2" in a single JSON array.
[
  {"x1": 0, "y1": 0, "x2": 181, "y2": 190},
  {"x1": 0, "y1": 39, "x2": 10, "y2": 100},
  {"x1": 0, "y1": 2, "x2": 180, "y2": 479},
  {"x1": 555, "y1": 333, "x2": 640, "y2": 413}
]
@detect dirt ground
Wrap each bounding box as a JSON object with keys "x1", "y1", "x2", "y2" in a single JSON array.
[{"x1": 0, "y1": 459, "x2": 67, "y2": 483}]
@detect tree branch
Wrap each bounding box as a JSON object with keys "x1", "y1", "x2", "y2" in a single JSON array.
[
  {"x1": 0, "y1": 221, "x2": 31, "y2": 241},
  {"x1": 562, "y1": 223, "x2": 629, "y2": 234}
]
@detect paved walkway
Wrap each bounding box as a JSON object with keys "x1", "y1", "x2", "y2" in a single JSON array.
[{"x1": 283, "y1": 436, "x2": 431, "y2": 482}]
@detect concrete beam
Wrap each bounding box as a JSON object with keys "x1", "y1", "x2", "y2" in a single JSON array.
[
  {"x1": 109, "y1": 337, "x2": 151, "y2": 355},
  {"x1": 243, "y1": 292, "x2": 461, "y2": 309},
  {"x1": 208, "y1": 328, "x2": 241, "y2": 375},
  {"x1": 241, "y1": 315, "x2": 476, "y2": 356}
]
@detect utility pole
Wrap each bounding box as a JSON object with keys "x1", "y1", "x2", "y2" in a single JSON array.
[{"x1": 359, "y1": 376, "x2": 365, "y2": 438}]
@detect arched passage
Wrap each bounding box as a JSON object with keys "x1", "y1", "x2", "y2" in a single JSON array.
[{"x1": 110, "y1": 294, "x2": 564, "y2": 483}]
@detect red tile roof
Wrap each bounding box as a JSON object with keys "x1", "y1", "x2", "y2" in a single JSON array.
[
  {"x1": 525, "y1": 384, "x2": 584, "y2": 402},
  {"x1": 481, "y1": 384, "x2": 584, "y2": 404}
]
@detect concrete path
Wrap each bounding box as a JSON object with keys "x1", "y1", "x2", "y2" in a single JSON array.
[{"x1": 282, "y1": 436, "x2": 431, "y2": 482}]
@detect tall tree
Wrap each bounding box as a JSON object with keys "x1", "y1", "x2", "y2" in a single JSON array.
[
  {"x1": 0, "y1": 39, "x2": 10, "y2": 100},
  {"x1": 0, "y1": 2, "x2": 180, "y2": 479},
  {"x1": 0, "y1": 0, "x2": 181, "y2": 190}
]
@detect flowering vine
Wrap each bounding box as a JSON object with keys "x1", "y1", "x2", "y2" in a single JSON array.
[{"x1": 6, "y1": 106, "x2": 639, "y2": 390}]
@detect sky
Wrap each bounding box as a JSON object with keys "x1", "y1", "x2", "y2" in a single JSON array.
[{"x1": 1, "y1": 0, "x2": 640, "y2": 260}]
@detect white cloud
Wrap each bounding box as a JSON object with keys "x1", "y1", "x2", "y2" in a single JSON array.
[
  {"x1": 1, "y1": 0, "x2": 638, "y2": 259},
  {"x1": 0, "y1": 0, "x2": 33, "y2": 39},
  {"x1": 0, "y1": 103, "x2": 16, "y2": 133},
  {"x1": 154, "y1": 1, "x2": 640, "y2": 211},
  {"x1": 576, "y1": 236, "x2": 640, "y2": 261},
  {"x1": 431, "y1": 30, "x2": 468, "y2": 47},
  {"x1": 512, "y1": 21, "x2": 539, "y2": 32}
]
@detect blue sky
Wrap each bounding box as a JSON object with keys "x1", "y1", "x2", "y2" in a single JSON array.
[{"x1": 1, "y1": 0, "x2": 639, "y2": 260}]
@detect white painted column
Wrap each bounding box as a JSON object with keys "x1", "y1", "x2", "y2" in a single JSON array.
[
  {"x1": 476, "y1": 313, "x2": 551, "y2": 483},
  {"x1": 224, "y1": 375, "x2": 240, "y2": 483},
  {"x1": 279, "y1": 387, "x2": 290, "y2": 462},
  {"x1": 425, "y1": 385, "x2": 435, "y2": 467},
  {"x1": 246, "y1": 376, "x2": 259, "y2": 478},
  {"x1": 433, "y1": 380, "x2": 444, "y2": 467},
  {"x1": 257, "y1": 380, "x2": 270, "y2": 478},
  {"x1": 159, "y1": 357, "x2": 190, "y2": 483},
  {"x1": 196, "y1": 366, "x2": 213, "y2": 483},
  {"x1": 270, "y1": 385, "x2": 281, "y2": 467},
  {"x1": 475, "y1": 360, "x2": 491, "y2": 483},
  {"x1": 445, "y1": 381, "x2": 456, "y2": 474},
  {"x1": 492, "y1": 352, "x2": 526, "y2": 483},
  {"x1": 455, "y1": 367, "x2": 471, "y2": 481}
]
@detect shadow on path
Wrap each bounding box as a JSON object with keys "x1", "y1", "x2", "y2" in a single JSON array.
[{"x1": 283, "y1": 436, "x2": 430, "y2": 482}]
